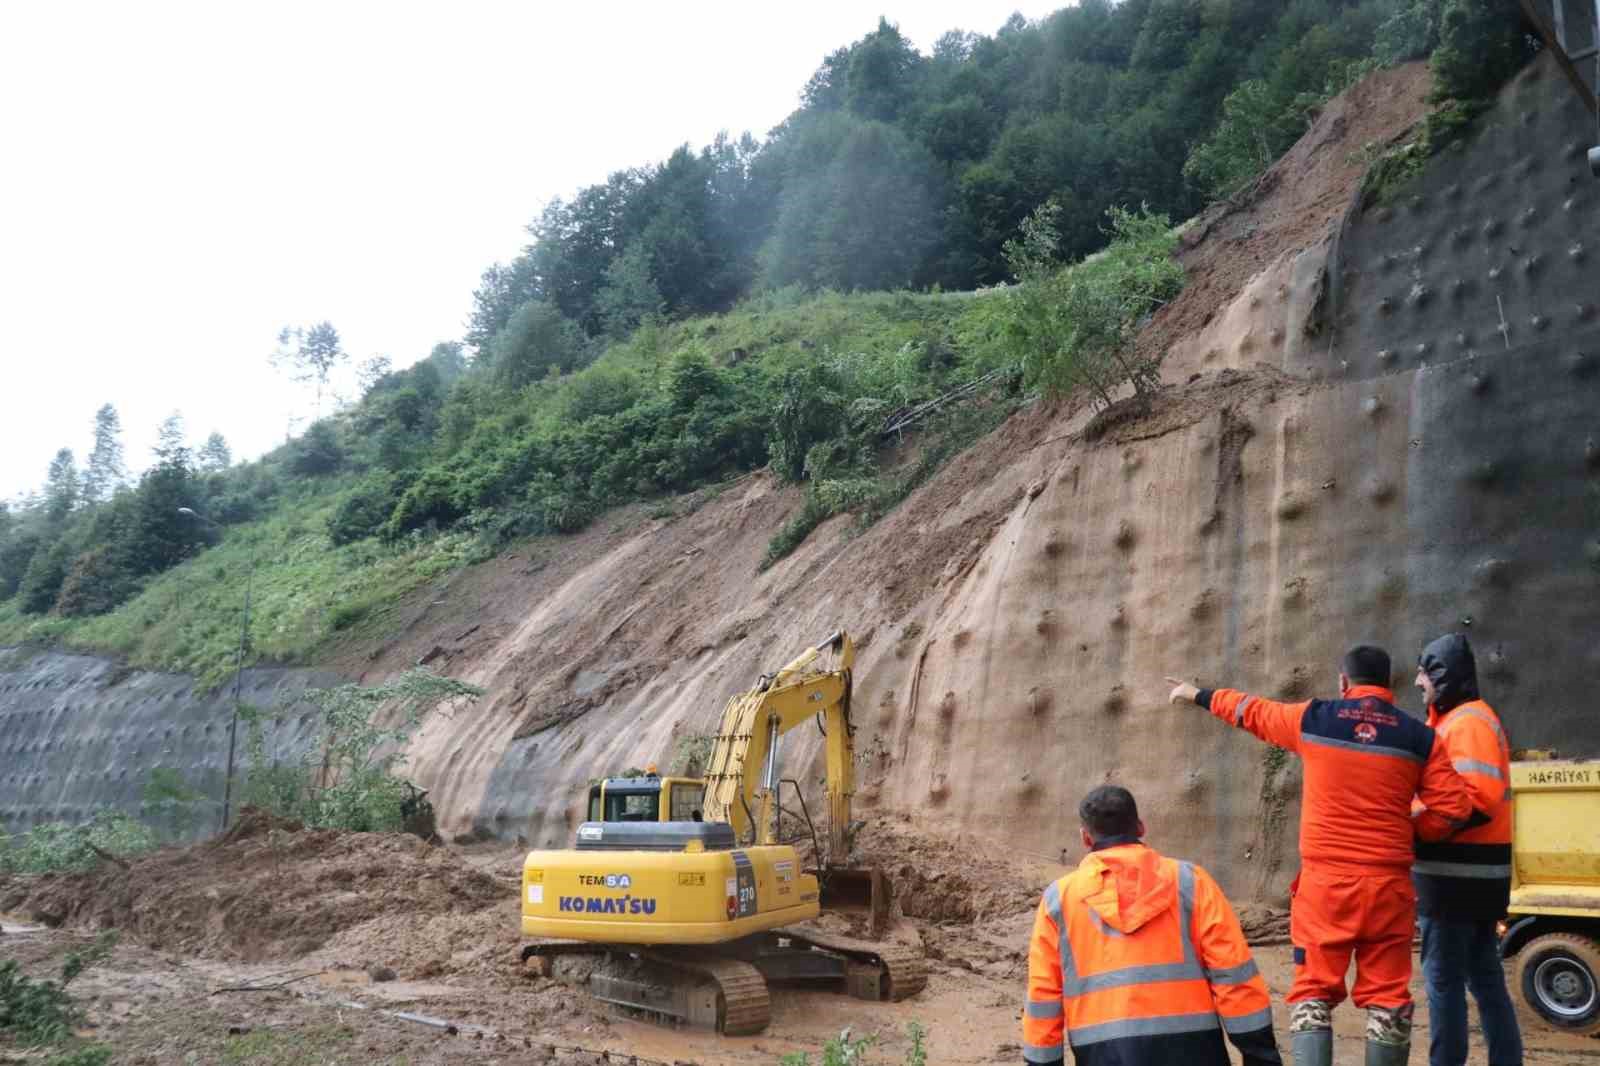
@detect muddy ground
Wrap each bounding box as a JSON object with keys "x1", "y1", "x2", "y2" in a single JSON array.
[{"x1": 3, "y1": 818, "x2": 1596, "y2": 1065}]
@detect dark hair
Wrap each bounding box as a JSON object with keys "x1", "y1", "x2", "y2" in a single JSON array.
[
  {"x1": 1079, "y1": 785, "x2": 1140, "y2": 840},
  {"x1": 1342, "y1": 644, "x2": 1392, "y2": 687}
]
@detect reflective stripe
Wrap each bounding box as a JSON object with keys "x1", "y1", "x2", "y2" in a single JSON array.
[
  {"x1": 1446, "y1": 706, "x2": 1509, "y2": 753},
  {"x1": 1068, "y1": 1011, "x2": 1221, "y2": 1046},
  {"x1": 1453, "y1": 757, "x2": 1504, "y2": 780},
  {"x1": 1234, "y1": 695, "x2": 1255, "y2": 727},
  {"x1": 1301, "y1": 731, "x2": 1423, "y2": 763},
  {"x1": 1026, "y1": 999, "x2": 1064, "y2": 1019},
  {"x1": 1058, "y1": 862, "x2": 1203, "y2": 998},
  {"x1": 1205, "y1": 958, "x2": 1260, "y2": 985},
  {"x1": 1222, "y1": 1005, "x2": 1275, "y2": 1034},
  {"x1": 1412, "y1": 859, "x2": 1512, "y2": 878},
  {"x1": 1023, "y1": 1040, "x2": 1065, "y2": 1064}
]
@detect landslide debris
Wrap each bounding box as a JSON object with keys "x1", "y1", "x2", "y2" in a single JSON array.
[{"x1": 0, "y1": 807, "x2": 512, "y2": 963}]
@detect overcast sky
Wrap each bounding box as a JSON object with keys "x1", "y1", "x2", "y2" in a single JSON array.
[{"x1": 0, "y1": 1, "x2": 1061, "y2": 502}]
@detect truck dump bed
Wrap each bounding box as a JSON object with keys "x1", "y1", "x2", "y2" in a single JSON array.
[{"x1": 1510, "y1": 760, "x2": 1600, "y2": 917}]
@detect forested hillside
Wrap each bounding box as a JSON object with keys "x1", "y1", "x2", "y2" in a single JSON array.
[{"x1": 0, "y1": 0, "x2": 1532, "y2": 681}]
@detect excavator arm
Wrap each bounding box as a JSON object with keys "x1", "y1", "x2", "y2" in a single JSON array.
[{"x1": 701, "y1": 631, "x2": 857, "y2": 862}]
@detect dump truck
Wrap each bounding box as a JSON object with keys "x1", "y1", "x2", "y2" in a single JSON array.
[{"x1": 1499, "y1": 757, "x2": 1600, "y2": 1034}]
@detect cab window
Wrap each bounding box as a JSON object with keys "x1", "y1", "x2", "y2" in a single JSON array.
[
  {"x1": 586, "y1": 784, "x2": 601, "y2": 822},
  {"x1": 602, "y1": 790, "x2": 660, "y2": 822},
  {"x1": 669, "y1": 782, "x2": 704, "y2": 821}
]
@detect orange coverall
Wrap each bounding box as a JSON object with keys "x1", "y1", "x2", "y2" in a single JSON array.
[
  {"x1": 1200, "y1": 685, "x2": 1472, "y2": 1008},
  {"x1": 1023, "y1": 841, "x2": 1281, "y2": 1065}
]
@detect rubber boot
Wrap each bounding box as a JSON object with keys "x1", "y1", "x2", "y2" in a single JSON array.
[
  {"x1": 1290, "y1": 1000, "x2": 1333, "y2": 1066},
  {"x1": 1291, "y1": 1028, "x2": 1333, "y2": 1066},
  {"x1": 1363, "y1": 1038, "x2": 1410, "y2": 1066},
  {"x1": 1364, "y1": 1004, "x2": 1414, "y2": 1066}
]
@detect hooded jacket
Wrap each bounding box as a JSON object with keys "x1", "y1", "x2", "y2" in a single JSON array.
[
  {"x1": 1413, "y1": 634, "x2": 1513, "y2": 920},
  {"x1": 1023, "y1": 842, "x2": 1281, "y2": 1066}
]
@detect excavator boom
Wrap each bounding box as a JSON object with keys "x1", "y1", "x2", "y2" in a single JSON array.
[{"x1": 699, "y1": 631, "x2": 884, "y2": 928}]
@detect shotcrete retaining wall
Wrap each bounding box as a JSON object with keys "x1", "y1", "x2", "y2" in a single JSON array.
[{"x1": 0, "y1": 648, "x2": 337, "y2": 840}]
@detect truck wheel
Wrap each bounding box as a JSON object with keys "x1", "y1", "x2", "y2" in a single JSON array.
[{"x1": 1514, "y1": 933, "x2": 1600, "y2": 1035}]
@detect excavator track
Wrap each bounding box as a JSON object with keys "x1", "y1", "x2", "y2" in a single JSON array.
[
  {"x1": 643, "y1": 950, "x2": 771, "y2": 1035},
  {"x1": 780, "y1": 929, "x2": 929, "y2": 1001}
]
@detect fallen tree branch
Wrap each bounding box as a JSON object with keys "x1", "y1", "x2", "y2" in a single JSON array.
[
  {"x1": 86, "y1": 842, "x2": 130, "y2": 870},
  {"x1": 211, "y1": 970, "x2": 328, "y2": 995}
]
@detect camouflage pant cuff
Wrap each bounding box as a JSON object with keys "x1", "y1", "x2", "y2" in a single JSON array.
[
  {"x1": 1290, "y1": 999, "x2": 1333, "y2": 1033},
  {"x1": 1365, "y1": 1003, "x2": 1414, "y2": 1046}
]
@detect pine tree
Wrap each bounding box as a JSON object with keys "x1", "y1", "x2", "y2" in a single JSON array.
[
  {"x1": 153, "y1": 411, "x2": 190, "y2": 468},
  {"x1": 82, "y1": 403, "x2": 127, "y2": 504},
  {"x1": 199, "y1": 432, "x2": 232, "y2": 472},
  {"x1": 43, "y1": 448, "x2": 80, "y2": 523}
]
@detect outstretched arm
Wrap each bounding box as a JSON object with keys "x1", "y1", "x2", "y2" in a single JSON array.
[{"x1": 1168, "y1": 677, "x2": 1306, "y2": 752}]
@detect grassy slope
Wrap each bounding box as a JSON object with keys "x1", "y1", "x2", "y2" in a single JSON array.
[{"x1": 0, "y1": 290, "x2": 986, "y2": 687}]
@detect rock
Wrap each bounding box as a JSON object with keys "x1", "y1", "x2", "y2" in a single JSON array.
[{"x1": 367, "y1": 964, "x2": 397, "y2": 983}]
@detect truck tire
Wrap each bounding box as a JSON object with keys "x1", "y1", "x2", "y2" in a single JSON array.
[{"x1": 1514, "y1": 932, "x2": 1600, "y2": 1035}]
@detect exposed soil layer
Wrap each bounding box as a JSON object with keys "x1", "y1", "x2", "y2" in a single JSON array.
[{"x1": 1137, "y1": 61, "x2": 1433, "y2": 372}]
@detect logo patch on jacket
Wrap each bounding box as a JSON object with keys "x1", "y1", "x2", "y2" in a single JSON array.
[{"x1": 1354, "y1": 722, "x2": 1378, "y2": 743}]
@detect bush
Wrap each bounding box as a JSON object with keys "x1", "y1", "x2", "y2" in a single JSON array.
[
  {"x1": 17, "y1": 538, "x2": 72, "y2": 615},
  {"x1": 239, "y1": 669, "x2": 484, "y2": 832},
  {"x1": 1431, "y1": 0, "x2": 1535, "y2": 102},
  {"x1": 327, "y1": 474, "x2": 407, "y2": 546},
  {"x1": 0, "y1": 811, "x2": 159, "y2": 874},
  {"x1": 288, "y1": 421, "x2": 344, "y2": 477},
  {"x1": 0, "y1": 932, "x2": 116, "y2": 1048},
  {"x1": 969, "y1": 204, "x2": 1183, "y2": 407}
]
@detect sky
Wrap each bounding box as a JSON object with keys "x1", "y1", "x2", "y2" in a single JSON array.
[{"x1": 0, "y1": 0, "x2": 1062, "y2": 502}]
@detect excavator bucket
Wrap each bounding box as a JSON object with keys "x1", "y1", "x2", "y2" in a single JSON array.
[{"x1": 818, "y1": 865, "x2": 891, "y2": 938}]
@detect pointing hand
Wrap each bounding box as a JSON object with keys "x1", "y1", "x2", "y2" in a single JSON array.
[{"x1": 1165, "y1": 677, "x2": 1199, "y2": 706}]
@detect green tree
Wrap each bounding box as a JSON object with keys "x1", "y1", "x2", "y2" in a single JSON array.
[
  {"x1": 152, "y1": 411, "x2": 190, "y2": 467},
  {"x1": 356, "y1": 354, "x2": 393, "y2": 397},
  {"x1": 597, "y1": 242, "x2": 665, "y2": 338},
  {"x1": 0, "y1": 527, "x2": 42, "y2": 600},
  {"x1": 81, "y1": 404, "x2": 126, "y2": 505},
  {"x1": 288, "y1": 420, "x2": 343, "y2": 476},
  {"x1": 198, "y1": 432, "x2": 232, "y2": 472},
  {"x1": 42, "y1": 449, "x2": 79, "y2": 523},
  {"x1": 487, "y1": 300, "x2": 586, "y2": 389},
  {"x1": 18, "y1": 538, "x2": 72, "y2": 614},
  {"x1": 273, "y1": 321, "x2": 347, "y2": 416}
]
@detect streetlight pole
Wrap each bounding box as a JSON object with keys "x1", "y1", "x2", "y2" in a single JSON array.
[{"x1": 177, "y1": 507, "x2": 251, "y2": 834}]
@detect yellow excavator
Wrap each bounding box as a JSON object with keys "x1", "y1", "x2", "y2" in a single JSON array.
[{"x1": 519, "y1": 631, "x2": 924, "y2": 1034}]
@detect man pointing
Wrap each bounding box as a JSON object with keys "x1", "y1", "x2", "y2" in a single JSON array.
[{"x1": 1166, "y1": 644, "x2": 1473, "y2": 1066}]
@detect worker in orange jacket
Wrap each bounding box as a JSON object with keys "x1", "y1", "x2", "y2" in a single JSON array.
[
  {"x1": 1023, "y1": 784, "x2": 1281, "y2": 1066},
  {"x1": 1167, "y1": 644, "x2": 1474, "y2": 1066},
  {"x1": 1412, "y1": 633, "x2": 1523, "y2": 1066}
]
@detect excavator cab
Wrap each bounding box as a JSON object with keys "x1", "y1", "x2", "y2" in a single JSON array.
[{"x1": 585, "y1": 774, "x2": 706, "y2": 823}]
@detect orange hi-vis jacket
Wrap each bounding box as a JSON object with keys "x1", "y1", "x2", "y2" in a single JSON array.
[
  {"x1": 1199, "y1": 685, "x2": 1472, "y2": 869},
  {"x1": 1023, "y1": 842, "x2": 1281, "y2": 1066},
  {"x1": 1413, "y1": 698, "x2": 1514, "y2": 919}
]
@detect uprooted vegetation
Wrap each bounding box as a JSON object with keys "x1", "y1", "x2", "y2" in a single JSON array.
[{"x1": 0, "y1": 931, "x2": 117, "y2": 1064}]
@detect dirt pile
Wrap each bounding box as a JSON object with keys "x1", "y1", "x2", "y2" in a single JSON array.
[
  {"x1": 0, "y1": 807, "x2": 512, "y2": 962},
  {"x1": 850, "y1": 815, "x2": 1042, "y2": 926}
]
